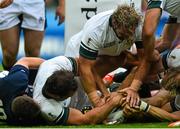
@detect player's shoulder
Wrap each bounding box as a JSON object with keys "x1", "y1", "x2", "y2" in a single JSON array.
[
  {"x1": 40, "y1": 98, "x2": 65, "y2": 121},
  {"x1": 42, "y1": 56, "x2": 69, "y2": 65}
]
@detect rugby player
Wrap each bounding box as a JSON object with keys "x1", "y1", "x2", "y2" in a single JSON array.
[
  {"x1": 0, "y1": 57, "x2": 44, "y2": 124},
  {"x1": 123, "y1": 68, "x2": 180, "y2": 123},
  {"x1": 128, "y1": 0, "x2": 180, "y2": 107},
  {"x1": 33, "y1": 56, "x2": 125, "y2": 125},
  {"x1": 65, "y1": 3, "x2": 142, "y2": 106},
  {"x1": 0, "y1": 0, "x2": 46, "y2": 70}
]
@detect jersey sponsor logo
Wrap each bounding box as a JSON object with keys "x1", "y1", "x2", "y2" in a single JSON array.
[{"x1": 103, "y1": 41, "x2": 116, "y2": 48}]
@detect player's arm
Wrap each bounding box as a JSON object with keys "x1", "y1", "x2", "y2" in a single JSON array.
[
  {"x1": 131, "y1": 7, "x2": 162, "y2": 93},
  {"x1": 79, "y1": 55, "x2": 109, "y2": 106},
  {"x1": 126, "y1": 6, "x2": 162, "y2": 105},
  {"x1": 147, "y1": 103, "x2": 180, "y2": 121},
  {"x1": 143, "y1": 4, "x2": 162, "y2": 61},
  {"x1": 156, "y1": 18, "x2": 180, "y2": 52},
  {"x1": 0, "y1": 0, "x2": 13, "y2": 8},
  {"x1": 133, "y1": 3, "x2": 163, "y2": 86},
  {"x1": 67, "y1": 92, "x2": 123, "y2": 125},
  {"x1": 15, "y1": 57, "x2": 45, "y2": 69},
  {"x1": 124, "y1": 100, "x2": 180, "y2": 121}
]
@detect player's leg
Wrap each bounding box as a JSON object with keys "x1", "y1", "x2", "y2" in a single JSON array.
[
  {"x1": 21, "y1": 0, "x2": 45, "y2": 57},
  {"x1": 24, "y1": 29, "x2": 44, "y2": 57},
  {"x1": 0, "y1": 25, "x2": 20, "y2": 70},
  {"x1": 0, "y1": 3, "x2": 21, "y2": 70}
]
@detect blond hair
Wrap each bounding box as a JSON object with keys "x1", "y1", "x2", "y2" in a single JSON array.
[
  {"x1": 112, "y1": 4, "x2": 141, "y2": 30},
  {"x1": 161, "y1": 68, "x2": 180, "y2": 94}
]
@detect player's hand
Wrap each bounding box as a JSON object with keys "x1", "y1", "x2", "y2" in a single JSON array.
[
  {"x1": 118, "y1": 87, "x2": 140, "y2": 108},
  {"x1": 123, "y1": 104, "x2": 140, "y2": 117},
  {"x1": 0, "y1": 0, "x2": 13, "y2": 8},
  {"x1": 55, "y1": 5, "x2": 65, "y2": 25},
  {"x1": 88, "y1": 91, "x2": 105, "y2": 107}
]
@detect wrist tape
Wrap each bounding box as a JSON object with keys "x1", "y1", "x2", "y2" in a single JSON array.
[{"x1": 139, "y1": 101, "x2": 151, "y2": 112}]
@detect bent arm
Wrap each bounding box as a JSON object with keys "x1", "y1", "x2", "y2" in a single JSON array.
[
  {"x1": 130, "y1": 8, "x2": 162, "y2": 91},
  {"x1": 67, "y1": 93, "x2": 122, "y2": 125},
  {"x1": 15, "y1": 57, "x2": 45, "y2": 69},
  {"x1": 79, "y1": 56, "x2": 108, "y2": 106}
]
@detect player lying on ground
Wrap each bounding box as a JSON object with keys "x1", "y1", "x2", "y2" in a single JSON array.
[
  {"x1": 128, "y1": 0, "x2": 180, "y2": 109},
  {"x1": 123, "y1": 68, "x2": 180, "y2": 122},
  {"x1": 0, "y1": 57, "x2": 44, "y2": 125},
  {"x1": 0, "y1": 56, "x2": 125, "y2": 125},
  {"x1": 33, "y1": 55, "x2": 128, "y2": 125}
]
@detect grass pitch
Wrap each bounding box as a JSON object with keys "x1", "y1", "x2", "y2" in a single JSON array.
[{"x1": 0, "y1": 122, "x2": 176, "y2": 128}]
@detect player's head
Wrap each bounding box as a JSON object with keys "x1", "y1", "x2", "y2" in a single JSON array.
[
  {"x1": 161, "y1": 68, "x2": 180, "y2": 95},
  {"x1": 110, "y1": 4, "x2": 141, "y2": 40},
  {"x1": 42, "y1": 70, "x2": 78, "y2": 101},
  {"x1": 11, "y1": 95, "x2": 41, "y2": 124}
]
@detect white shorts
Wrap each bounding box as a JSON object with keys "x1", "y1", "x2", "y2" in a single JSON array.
[
  {"x1": 167, "y1": 48, "x2": 180, "y2": 69},
  {"x1": 0, "y1": 0, "x2": 45, "y2": 31}
]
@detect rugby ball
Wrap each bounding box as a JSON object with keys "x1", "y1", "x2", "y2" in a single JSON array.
[{"x1": 168, "y1": 121, "x2": 180, "y2": 127}]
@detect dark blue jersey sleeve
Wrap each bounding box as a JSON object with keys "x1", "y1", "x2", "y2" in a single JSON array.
[
  {"x1": 0, "y1": 65, "x2": 29, "y2": 122},
  {"x1": 0, "y1": 65, "x2": 29, "y2": 98}
]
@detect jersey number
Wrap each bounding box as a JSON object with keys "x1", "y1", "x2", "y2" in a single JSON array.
[{"x1": 0, "y1": 100, "x2": 7, "y2": 120}]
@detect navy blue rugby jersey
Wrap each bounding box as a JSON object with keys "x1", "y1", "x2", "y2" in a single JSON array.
[{"x1": 0, "y1": 65, "x2": 32, "y2": 123}]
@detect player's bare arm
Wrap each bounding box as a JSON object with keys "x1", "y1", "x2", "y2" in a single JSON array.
[
  {"x1": 79, "y1": 55, "x2": 109, "y2": 107},
  {"x1": 143, "y1": 8, "x2": 161, "y2": 61},
  {"x1": 155, "y1": 24, "x2": 179, "y2": 52},
  {"x1": 67, "y1": 92, "x2": 123, "y2": 125},
  {"x1": 15, "y1": 57, "x2": 45, "y2": 69},
  {"x1": 0, "y1": 0, "x2": 13, "y2": 8},
  {"x1": 147, "y1": 102, "x2": 180, "y2": 121}
]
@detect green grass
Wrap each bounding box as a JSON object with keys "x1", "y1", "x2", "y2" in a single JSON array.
[
  {"x1": 0, "y1": 122, "x2": 177, "y2": 128},
  {"x1": 0, "y1": 65, "x2": 3, "y2": 71}
]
